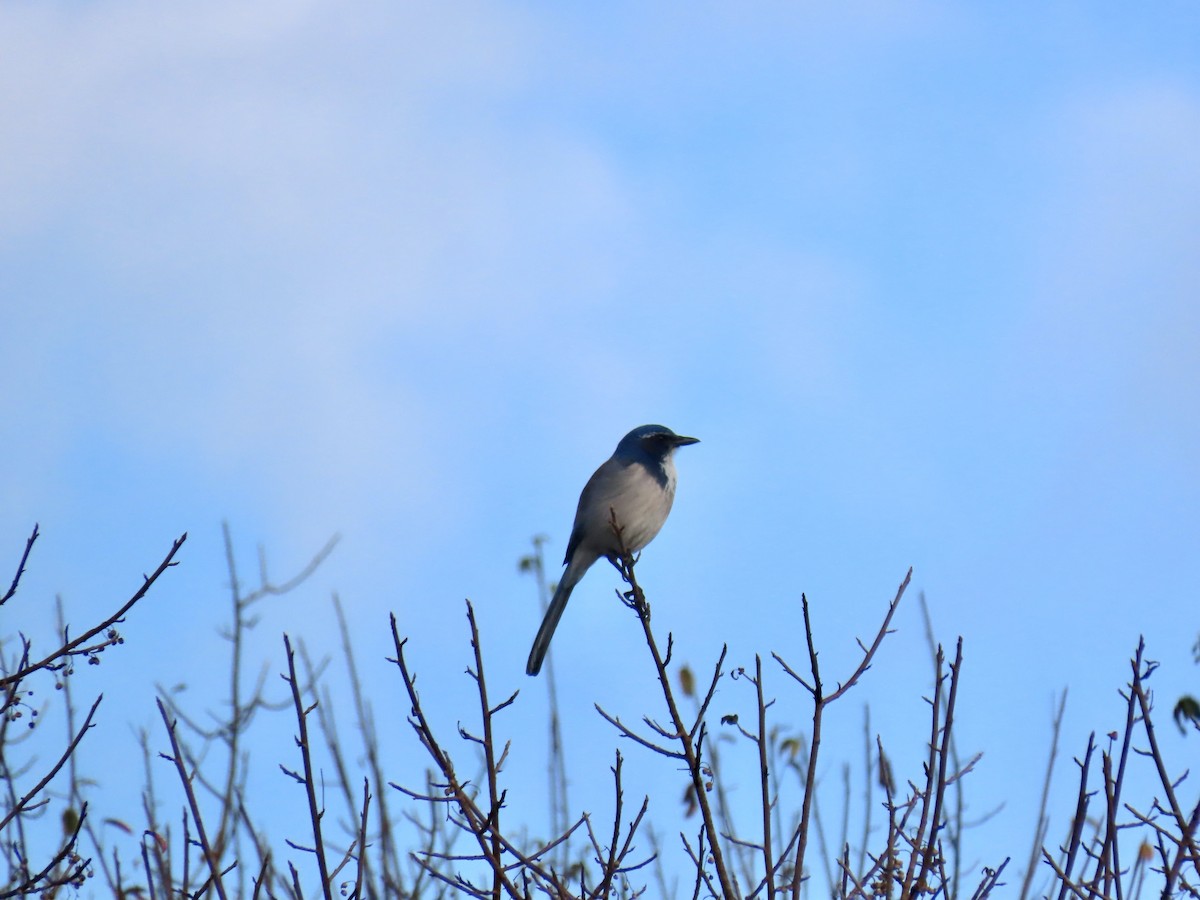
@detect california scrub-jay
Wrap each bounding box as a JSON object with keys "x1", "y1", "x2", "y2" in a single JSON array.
[{"x1": 526, "y1": 424, "x2": 699, "y2": 676}]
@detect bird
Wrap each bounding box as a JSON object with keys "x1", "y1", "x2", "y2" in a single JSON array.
[{"x1": 526, "y1": 424, "x2": 699, "y2": 676}]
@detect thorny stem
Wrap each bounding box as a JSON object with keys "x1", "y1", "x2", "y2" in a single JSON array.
[
  {"x1": 522, "y1": 535, "x2": 573, "y2": 872},
  {"x1": 1052, "y1": 732, "x2": 1096, "y2": 900},
  {"x1": 609, "y1": 510, "x2": 740, "y2": 900},
  {"x1": 388, "y1": 614, "x2": 537, "y2": 896},
  {"x1": 793, "y1": 593, "x2": 823, "y2": 900},
  {"x1": 332, "y1": 592, "x2": 402, "y2": 896},
  {"x1": 1018, "y1": 689, "x2": 1067, "y2": 900},
  {"x1": 1131, "y1": 642, "x2": 1200, "y2": 865},
  {"x1": 466, "y1": 601, "x2": 507, "y2": 900},
  {"x1": 351, "y1": 778, "x2": 371, "y2": 900},
  {"x1": 216, "y1": 521, "x2": 245, "y2": 857},
  {"x1": 908, "y1": 639, "x2": 964, "y2": 899},
  {"x1": 282, "y1": 634, "x2": 334, "y2": 900},
  {"x1": 754, "y1": 655, "x2": 775, "y2": 900},
  {"x1": 156, "y1": 697, "x2": 230, "y2": 900},
  {"x1": 777, "y1": 569, "x2": 911, "y2": 899}
]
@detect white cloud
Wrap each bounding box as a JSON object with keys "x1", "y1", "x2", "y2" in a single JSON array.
[{"x1": 0, "y1": 1, "x2": 654, "y2": 554}]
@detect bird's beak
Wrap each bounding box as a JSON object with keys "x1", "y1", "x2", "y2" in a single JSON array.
[{"x1": 673, "y1": 435, "x2": 700, "y2": 447}]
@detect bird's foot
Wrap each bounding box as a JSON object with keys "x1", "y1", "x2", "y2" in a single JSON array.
[{"x1": 621, "y1": 588, "x2": 649, "y2": 619}]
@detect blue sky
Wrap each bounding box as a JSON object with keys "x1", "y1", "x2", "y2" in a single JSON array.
[{"x1": 3, "y1": 1, "x2": 1199, "y2": 892}]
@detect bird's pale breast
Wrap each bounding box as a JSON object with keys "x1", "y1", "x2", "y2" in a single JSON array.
[{"x1": 580, "y1": 456, "x2": 677, "y2": 556}]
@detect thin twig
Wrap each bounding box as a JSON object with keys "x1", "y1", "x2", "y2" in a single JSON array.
[
  {"x1": 0, "y1": 800, "x2": 89, "y2": 899},
  {"x1": 1019, "y1": 689, "x2": 1067, "y2": 900},
  {"x1": 609, "y1": 510, "x2": 739, "y2": 900},
  {"x1": 281, "y1": 633, "x2": 334, "y2": 900},
  {"x1": 753, "y1": 656, "x2": 776, "y2": 900},
  {"x1": 1, "y1": 523, "x2": 39, "y2": 607},
  {"x1": 1, "y1": 533, "x2": 187, "y2": 689},
  {"x1": 156, "y1": 697, "x2": 230, "y2": 900},
  {"x1": 0, "y1": 695, "x2": 102, "y2": 832},
  {"x1": 465, "y1": 600, "x2": 506, "y2": 900}
]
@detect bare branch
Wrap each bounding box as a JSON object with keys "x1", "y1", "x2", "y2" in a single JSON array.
[
  {"x1": 0, "y1": 524, "x2": 39, "y2": 608},
  {"x1": 1, "y1": 533, "x2": 187, "y2": 690}
]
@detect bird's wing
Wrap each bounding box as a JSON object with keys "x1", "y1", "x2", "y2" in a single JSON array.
[
  {"x1": 563, "y1": 456, "x2": 635, "y2": 564},
  {"x1": 564, "y1": 458, "x2": 613, "y2": 563},
  {"x1": 563, "y1": 519, "x2": 585, "y2": 566}
]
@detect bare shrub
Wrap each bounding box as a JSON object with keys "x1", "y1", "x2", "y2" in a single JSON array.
[{"x1": 2, "y1": 522, "x2": 1197, "y2": 899}]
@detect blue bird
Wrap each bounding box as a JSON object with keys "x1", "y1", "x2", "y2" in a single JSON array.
[{"x1": 526, "y1": 424, "x2": 699, "y2": 676}]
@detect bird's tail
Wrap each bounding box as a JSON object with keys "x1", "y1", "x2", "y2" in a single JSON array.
[{"x1": 526, "y1": 576, "x2": 576, "y2": 676}]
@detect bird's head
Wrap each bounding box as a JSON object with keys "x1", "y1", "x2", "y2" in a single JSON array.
[{"x1": 615, "y1": 424, "x2": 700, "y2": 461}]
